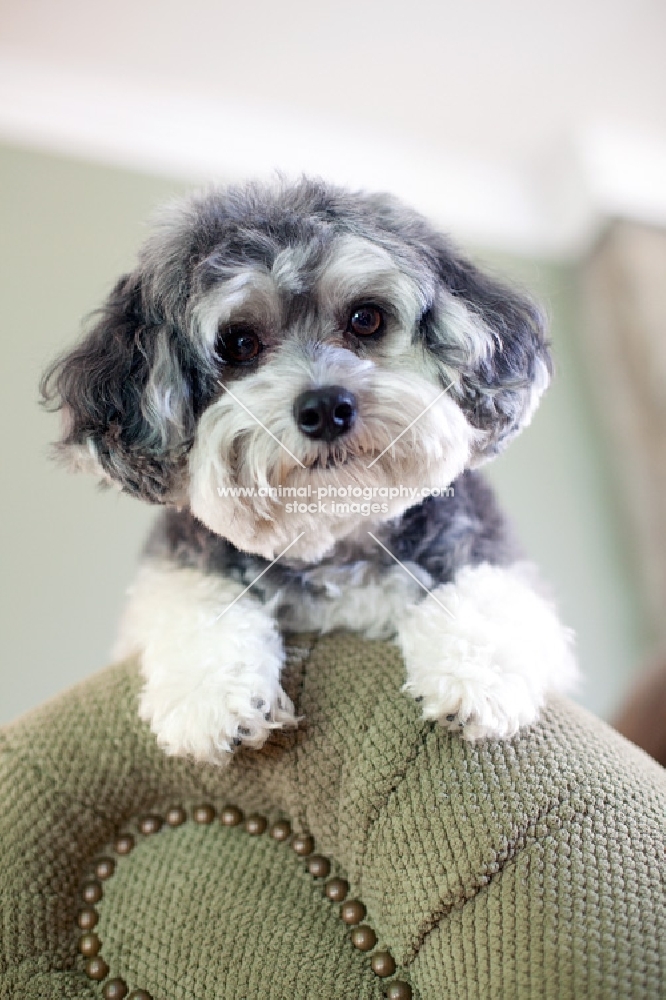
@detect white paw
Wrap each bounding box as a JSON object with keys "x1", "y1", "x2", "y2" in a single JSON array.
[
  {"x1": 406, "y1": 666, "x2": 545, "y2": 740},
  {"x1": 397, "y1": 562, "x2": 577, "y2": 742},
  {"x1": 115, "y1": 562, "x2": 297, "y2": 764},
  {"x1": 139, "y1": 675, "x2": 296, "y2": 764}
]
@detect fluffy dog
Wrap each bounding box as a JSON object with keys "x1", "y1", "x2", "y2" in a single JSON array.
[{"x1": 41, "y1": 178, "x2": 577, "y2": 763}]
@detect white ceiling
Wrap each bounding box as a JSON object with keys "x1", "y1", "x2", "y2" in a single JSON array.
[{"x1": 1, "y1": 0, "x2": 665, "y2": 254}]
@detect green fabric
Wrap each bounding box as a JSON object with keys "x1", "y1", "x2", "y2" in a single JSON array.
[{"x1": 1, "y1": 632, "x2": 665, "y2": 999}]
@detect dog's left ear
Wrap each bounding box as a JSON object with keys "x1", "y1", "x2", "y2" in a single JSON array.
[{"x1": 422, "y1": 244, "x2": 552, "y2": 462}]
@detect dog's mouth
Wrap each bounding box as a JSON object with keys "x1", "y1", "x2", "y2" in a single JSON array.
[
  {"x1": 309, "y1": 456, "x2": 339, "y2": 471},
  {"x1": 300, "y1": 439, "x2": 379, "y2": 473},
  {"x1": 306, "y1": 453, "x2": 352, "y2": 471}
]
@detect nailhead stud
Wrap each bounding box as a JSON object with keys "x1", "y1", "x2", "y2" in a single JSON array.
[
  {"x1": 103, "y1": 978, "x2": 128, "y2": 999},
  {"x1": 94, "y1": 858, "x2": 115, "y2": 881},
  {"x1": 220, "y1": 805, "x2": 244, "y2": 827},
  {"x1": 85, "y1": 956, "x2": 109, "y2": 981},
  {"x1": 307, "y1": 855, "x2": 331, "y2": 878},
  {"x1": 114, "y1": 834, "x2": 135, "y2": 856},
  {"x1": 245, "y1": 814, "x2": 268, "y2": 836},
  {"x1": 138, "y1": 814, "x2": 163, "y2": 836},
  {"x1": 371, "y1": 952, "x2": 396, "y2": 978},
  {"x1": 77, "y1": 908, "x2": 99, "y2": 931},
  {"x1": 193, "y1": 804, "x2": 216, "y2": 825},
  {"x1": 128, "y1": 992, "x2": 153, "y2": 1000},
  {"x1": 165, "y1": 805, "x2": 187, "y2": 827},
  {"x1": 81, "y1": 881, "x2": 103, "y2": 905},
  {"x1": 351, "y1": 925, "x2": 377, "y2": 951},
  {"x1": 291, "y1": 833, "x2": 315, "y2": 856},
  {"x1": 384, "y1": 982, "x2": 412, "y2": 999},
  {"x1": 78, "y1": 933, "x2": 101, "y2": 957},
  {"x1": 350, "y1": 924, "x2": 377, "y2": 951},
  {"x1": 340, "y1": 900, "x2": 366, "y2": 925},
  {"x1": 324, "y1": 878, "x2": 349, "y2": 902},
  {"x1": 269, "y1": 819, "x2": 292, "y2": 841}
]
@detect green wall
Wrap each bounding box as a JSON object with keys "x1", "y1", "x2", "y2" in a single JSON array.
[{"x1": 0, "y1": 143, "x2": 649, "y2": 724}]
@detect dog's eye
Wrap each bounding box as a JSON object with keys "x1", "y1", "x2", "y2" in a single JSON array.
[
  {"x1": 347, "y1": 305, "x2": 384, "y2": 338},
  {"x1": 217, "y1": 326, "x2": 263, "y2": 364}
]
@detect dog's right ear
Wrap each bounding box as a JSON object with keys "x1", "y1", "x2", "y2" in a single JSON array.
[{"x1": 40, "y1": 271, "x2": 193, "y2": 502}]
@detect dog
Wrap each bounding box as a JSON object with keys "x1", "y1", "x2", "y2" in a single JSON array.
[{"x1": 41, "y1": 178, "x2": 577, "y2": 764}]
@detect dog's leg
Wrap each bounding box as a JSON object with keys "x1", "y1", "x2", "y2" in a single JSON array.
[
  {"x1": 113, "y1": 561, "x2": 295, "y2": 763},
  {"x1": 396, "y1": 562, "x2": 577, "y2": 740}
]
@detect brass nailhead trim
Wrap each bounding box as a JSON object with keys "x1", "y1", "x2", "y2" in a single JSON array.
[
  {"x1": 138, "y1": 814, "x2": 162, "y2": 836},
  {"x1": 103, "y1": 978, "x2": 129, "y2": 999},
  {"x1": 324, "y1": 877, "x2": 349, "y2": 902},
  {"x1": 269, "y1": 819, "x2": 292, "y2": 841},
  {"x1": 244, "y1": 814, "x2": 268, "y2": 836},
  {"x1": 82, "y1": 881, "x2": 103, "y2": 905},
  {"x1": 371, "y1": 951, "x2": 397, "y2": 978},
  {"x1": 78, "y1": 932, "x2": 101, "y2": 957},
  {"x1": 77, "y1": 907, "x2": 98, "y2": 931},
  {"x1": 193, "y1": 804, "x2": 216, "y2": 825},
  {"x1": 306, "y1": 854, "x2": 331, "y2": 878},
  {"x1": 220, "y1": 804, "x2": 243, "y2": 827},
  {"x1": 114, "y1": 834, "x2": 135, "y2": 856},
  {"x1": 94, "y1": 858, "x2": 115, "y2": 881},
  {"x1": 291, "y1": 832, "x2": 315, "y2": 856},
  {"x1": 77, "y1": 803, "x2": 411, "y2": 999},
  {"x1": 165, "y1": 806, "x2": 187, "y2": 827},
  {"x1": 384, "y1": 982, "x2": 413, "y2": 999},
  {"x1": 86, "y1": 956, "x2": 109, "y2": 981},
  {"x1": 340, "y1": 899, "x2": 366, "y2": 925},
  {"x1": 350, "y1": 925, "x2": 377, "y2": 952}
]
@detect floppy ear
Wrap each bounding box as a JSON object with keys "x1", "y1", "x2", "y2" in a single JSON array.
[
  {"x1": 40, "y1": 271, "x2": 194, "y2": 502},
  {"x1": 422, "y1": 246, "x2": 552, "y2": 463}
]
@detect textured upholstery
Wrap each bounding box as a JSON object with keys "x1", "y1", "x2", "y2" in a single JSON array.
[{"x1": 1, "y1": 633, "x2": 665, "y2": 999}]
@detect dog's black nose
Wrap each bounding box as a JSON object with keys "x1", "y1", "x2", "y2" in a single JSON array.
[{"x1": 293, "y1": 386, "x2": 357, "y2": 441}]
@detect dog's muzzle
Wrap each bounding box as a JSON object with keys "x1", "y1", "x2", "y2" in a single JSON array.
[{"x1": 293, "y1": 386, "x2": 357, "y2": 441}]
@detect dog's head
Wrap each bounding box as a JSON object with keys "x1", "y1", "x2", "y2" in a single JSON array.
[{"x1": 41, "y1": 179, "x2": 551, "y2": 559}]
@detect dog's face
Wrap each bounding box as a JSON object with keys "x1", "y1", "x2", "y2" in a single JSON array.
[{"x1": 42, "y1": 180, "x2": 551, "y2": 560}]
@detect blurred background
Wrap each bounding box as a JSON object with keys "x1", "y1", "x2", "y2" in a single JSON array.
[{"x1": 1, "y1": 0, "x2": 665, "y2": 734}]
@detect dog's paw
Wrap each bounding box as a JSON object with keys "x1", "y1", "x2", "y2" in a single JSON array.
[
  {"x1": 397, "y1": 562, "x2": 577, "y2": 742},
  {"x1": 405, "y1": 667, "x2": 545, "y2": 740},
  {"x1": 116, "y1": 562, "x2": 297, "y2": 764},
  {"x1": 139, "y1": 682, "x2": 296, "y2": 764}
]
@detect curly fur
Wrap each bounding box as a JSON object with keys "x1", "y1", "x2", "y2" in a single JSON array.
[{"x1": 41, "y1": 178, "x2": 575, "y2": 761}]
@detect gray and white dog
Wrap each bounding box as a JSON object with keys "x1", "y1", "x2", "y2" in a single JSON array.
[{"x1": 42, "y1": 178, "x2": 576, "y2": 763}]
